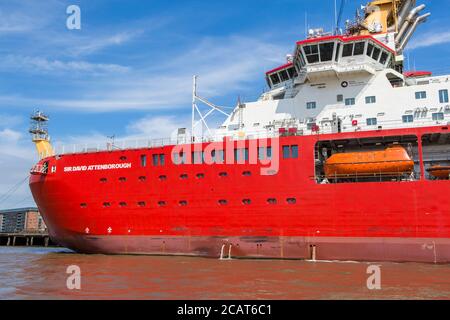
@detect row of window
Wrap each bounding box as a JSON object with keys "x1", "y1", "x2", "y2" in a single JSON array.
[
  {"x1": 308, "y1": 96, "x2": 376, "y2": 110},
  {"x1": 268, "y1": 66, "x2": 298, "y2": 86},
  {"x1": 82, "y1": 197, "x2": 299, "y2": 209},
  {"x1": 296, "y1": 41, "x2": 390, "y2": 68},
  {"x1": 415, "y1": 89, "x2": 449, "y2": 103},
  {"x1": 363, "y1": 112, "x2": 446, "y2": 126},
  {"x1": 308, "y1": 89, "x2": 448, "y2": 111}
]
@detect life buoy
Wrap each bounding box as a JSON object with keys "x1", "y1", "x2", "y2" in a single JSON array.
[{"x1": 341, "y1": 81, "x2": 349, "y2": 88}]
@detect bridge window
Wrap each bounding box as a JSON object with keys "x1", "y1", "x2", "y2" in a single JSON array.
[
  {"x1": 342, "y1": 43, "x2": 353, "y2": 57},
  {"x1": 432, "y1": 112, "x2": 444, "y2": 121},
  {"x1": 270, "y1": 73, "x2": 280, "y2": 86},
  {"x1": 415, "y1": 91, "x2": 427, "y2": 100},
  {"x1": 367, "y1": 43, "x2": 374, "y2": 57},
  {"x1": 159, "y1": 154, "x2": 165, "y2": 166},
  {"x1": 402, "y1": 115, "x2": 414, "y2": 123},
  {"x1": 372, "y1": 47, "x2": 381, "y2": 61},
  {"x1": 365, "y1": 96, "x2": 376, "y2": 104},
  {"x1": 439, "y1": 89, "x2": 449, "y2": 103},
  {"x1": 306, "y1": 101, "x2": 316, "y2": 109},
  {"x1": 279, "y1": 70, "x2": 290, "y2": 82},
  {"x1": 366, "y1": 118, "x2": 377, "y2": 126},
  {"x1": 282, "y1": 146, "x2": 290, "y2": 159},
  {"x1": 380, "y1": 52, "x2": 389, "y2": 65},
  {"x1": 335, "y1": 43, "x2": 341, "y2": 62},
  {"x1": 304, "y1": 44, "x2": 320, "y2": 63},
  {"x1": 319, "y1": 42, "x2": 334, "y2": 62},
  {"x1": 353, "y1": 42, "x2": 365, "y2": 55},
  {"x1": 287, "y1": 67, "x2": 297, "y2": 78},
  {"x1": 345, "y1": 98, "x2": 355, "y2": 106}
]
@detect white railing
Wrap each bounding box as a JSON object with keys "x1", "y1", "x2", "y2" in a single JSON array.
[{"x1": 49, "y1": 118, "x2": 450, "y2": 156}]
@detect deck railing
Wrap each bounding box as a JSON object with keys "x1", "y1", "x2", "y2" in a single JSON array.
[{"x1": 47, "y1": 118, "x2": 449, "y2": 156}]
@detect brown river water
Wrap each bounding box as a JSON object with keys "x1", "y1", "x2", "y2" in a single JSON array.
[{"x1": 0, "y1": 247, "x2": 449, "y2": 300}]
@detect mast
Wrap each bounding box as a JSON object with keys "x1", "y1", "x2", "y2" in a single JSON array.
[{"x1": 29, "y1": 110, "x2": 54, "y2": 159}]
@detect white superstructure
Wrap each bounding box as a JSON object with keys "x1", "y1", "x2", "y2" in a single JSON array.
[{"x1": 216, "y1": 0, "x2": 449, "y2": 140}]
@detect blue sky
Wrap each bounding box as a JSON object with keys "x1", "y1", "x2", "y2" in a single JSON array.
[{"x1": 0, "y1": 0, "x2": 449, "y2": 209}]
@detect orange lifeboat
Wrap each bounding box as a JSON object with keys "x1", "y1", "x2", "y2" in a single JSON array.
[
  {"x1": 426, "y1": 166, "x2": 450, "y2": 179},
  {"x1": 324, "y1": 145, "x2": 414, "y2": 178}
]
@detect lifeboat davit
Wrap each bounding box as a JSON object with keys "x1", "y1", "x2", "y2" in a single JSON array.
[
  {"x1": 324, "y1": 145, "x2": 414, "y2": 178},
  {"x1": 426, "y1": 166, "x2": 450, "y2": 179}
]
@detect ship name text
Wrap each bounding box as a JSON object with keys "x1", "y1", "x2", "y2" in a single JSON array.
[{"x1": 64, "y1": 163, "x2": 132, "y2": 172}]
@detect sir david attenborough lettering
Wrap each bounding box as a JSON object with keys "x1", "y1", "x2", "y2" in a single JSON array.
[{"x1": 64, "y1": 163, "x2": 132, "y2": 172}]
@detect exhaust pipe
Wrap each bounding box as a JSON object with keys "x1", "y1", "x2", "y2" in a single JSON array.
[
  {"x1": 398, "y1": 13, "x2": 431, "y2": 52},
  {"x1": 395, "y1": 4, "x2": 426, "y2": 44},
  {"x1": 397, "y1": 0, "x2": 416, "y2": 28}
]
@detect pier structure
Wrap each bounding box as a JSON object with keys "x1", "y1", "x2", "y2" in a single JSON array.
[{"x1": 0, "y1": 232, "x2": 56, "y2": 247}]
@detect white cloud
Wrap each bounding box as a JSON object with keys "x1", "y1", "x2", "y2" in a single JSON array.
[
  {"x1": 408, "y1": 30, "x2": 450, "y2": 50},
  {"x1": 69, "y1": 31, "x2": 143, "y2": 56},
  {"x1": 126, "y1": 115, "x2": 190, "y2": 139},
  {"x1": 0, "y1": 35, "x2": 288, "y2": 112},
  {"x1": 0, "y1": 55, "x2": 130, "y2": 74}
]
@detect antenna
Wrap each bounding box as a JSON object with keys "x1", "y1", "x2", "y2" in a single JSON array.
[{"x1": 191, "y1": 76, "x2": 231, "y2": 142}]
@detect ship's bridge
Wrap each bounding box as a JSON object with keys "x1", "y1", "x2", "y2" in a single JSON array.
[
  {"x1": 265, "y1": 62, "x2": 298, "y2": 90},
  {"x1": 291, "y1": 35, "x2": 395, "y2": 82}
]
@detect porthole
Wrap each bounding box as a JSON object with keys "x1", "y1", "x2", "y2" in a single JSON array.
[
  {"x1": 103, "y1": 202, "x2": 111, "y2": 208},
  {"x1": 100, "y1": 178, "x2": 107, "y2": 183},
  {"x1": 139, "y1": 176, "x2": 146, "y2": 182},
  {"x1": 119, "y1": 177, "x2": 127, "y2": 182},
  {"x1": 80, "y1": 203, "x2": 87, "y2": 208},
  {"x1": 196, "y1": 173, "x2": 205, "y2": 179},
  {"x1": 218, "y1": 199, "x2": 228, "y2": 205},
  {"x1": 119, "y1": 202, "x2": 127, "y2": 207},
  {"x1": 267, "y1": 198, "x2": 277, "y2": 204},
  {"x1": 179, "y1": 200, "x2": 188, "y2": 206},
  {"x1": 180, "y1": 174, "x2": 188, "y2": 179},
  {"x1": 242, "y1": 171, "x2": 252, "y2": 176},
  {"x1": 242, "y1": 199, "x2": 251, "y2": 205},
  {"x1": 137, "y1": 201, "x2": 146, "y2": 207},
  {"x1": 119, "y1": 156, "x2": 127, "y2": 161},
  {"x1": 286, "y1": 198, "x2": 297, "y2": 204},
  {"x1": 159, "y1": 175, "x2": 167, "y2": 181},
  {"x1": 219, "y1": 172, "x2": 228, "y2": 177},
  {"x1": 158, "y1": 201, "x2": 166, "y2": 207}
]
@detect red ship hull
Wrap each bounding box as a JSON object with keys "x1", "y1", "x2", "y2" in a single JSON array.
[{"x1": 29, "y1": 126, "x2": 450, "y2": 262}]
